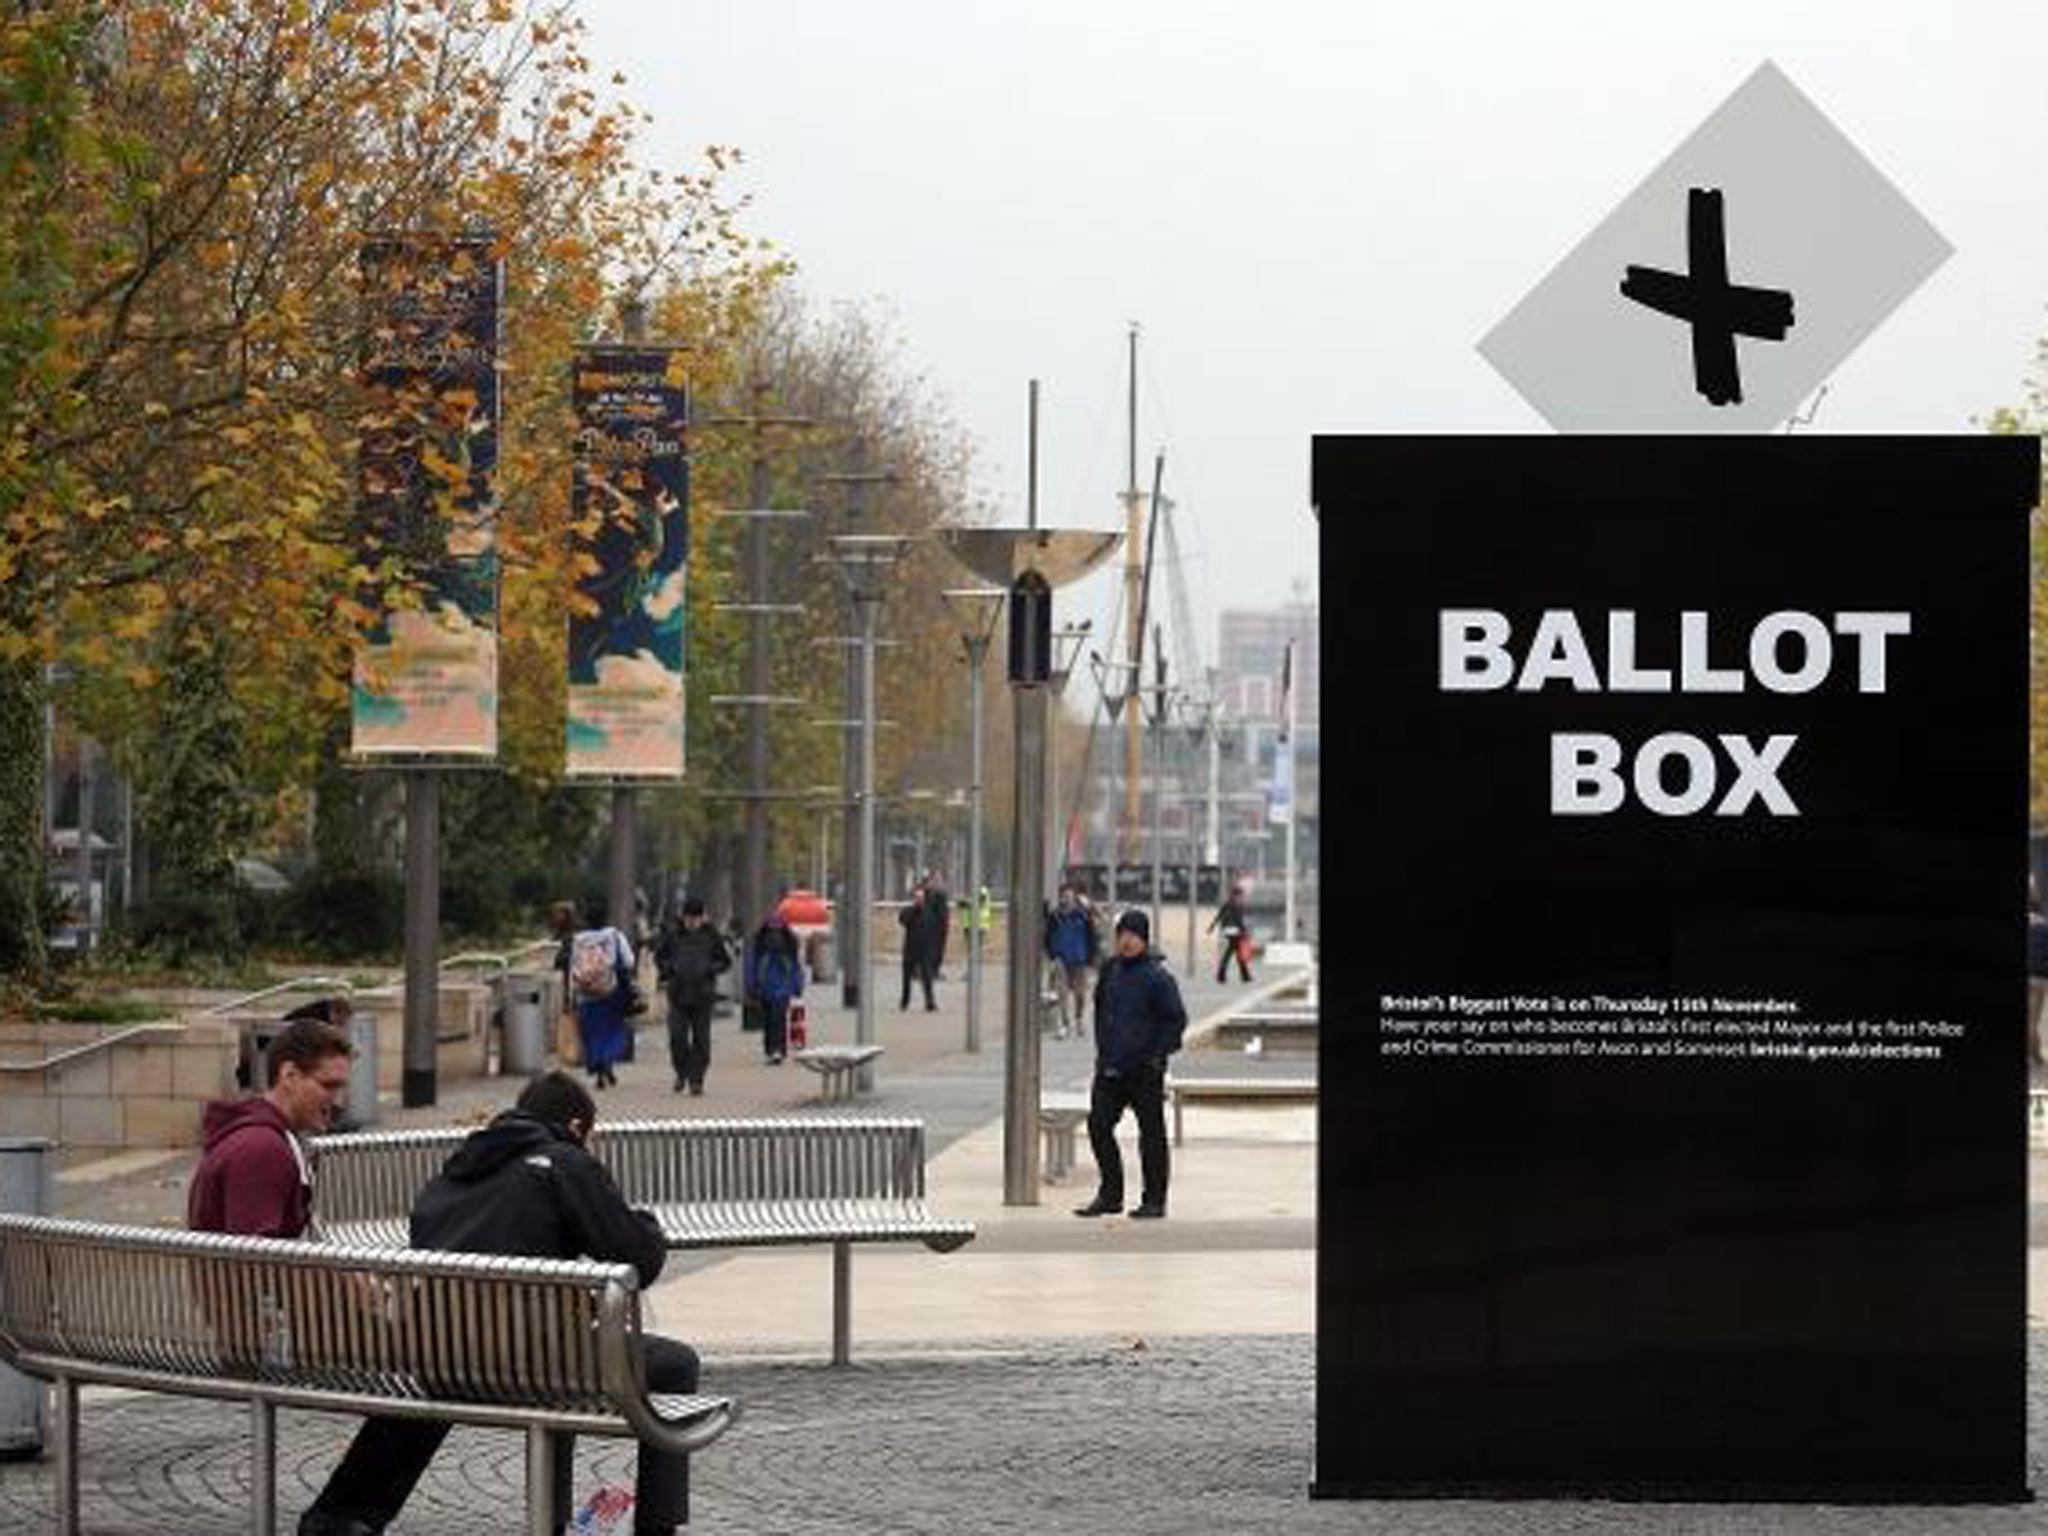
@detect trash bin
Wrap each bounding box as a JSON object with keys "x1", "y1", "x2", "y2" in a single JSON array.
[
  {"x1": 806, "y1": 930, "x2": 837, "y2": 984},
  {"x1": 501, "y1": 974, "x2": 547, "y2": 1076},
  {"x1": 346, "y1": 1003, "x2": 379, "y2": 1129},
  {"x1": 0, "y1": 1138, "x2": 52, "y2": 1458}
]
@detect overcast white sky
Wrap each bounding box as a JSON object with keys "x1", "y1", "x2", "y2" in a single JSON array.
[{"x1": 576, "y1": 0, "x2": 2048, "y2": 667}]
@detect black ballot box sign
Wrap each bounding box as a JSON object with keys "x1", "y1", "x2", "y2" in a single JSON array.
[{"x1": 1312, "y1": 436, "x2": 2038, "y2": 1501}]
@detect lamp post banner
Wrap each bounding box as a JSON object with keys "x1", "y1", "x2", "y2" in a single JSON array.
[
  {"x1": 1313, "y1": 435, "x2": 2037, "y2": 1501},
  {"x1": 352, "y1": 234, "x2": 502, "y2": 759},
  {"x1": 566, "y1": 345, "x2": 690, "y2": 780}
]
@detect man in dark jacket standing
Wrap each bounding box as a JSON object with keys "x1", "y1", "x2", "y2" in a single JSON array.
[
  {"x1": 1075, "y1": 910, "x2": 1188, "y2": 1220},
  {"x1": 298, "y1": 1072, "x2": 702, "y2": 1536},
  {"x1": 654, "y1": 895, "x2": 730, "y2": 1095}
]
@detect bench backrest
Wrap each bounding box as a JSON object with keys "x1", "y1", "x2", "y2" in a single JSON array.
[
  {"x1": 0, "y1": 1214, "x2": 639, "y2": 1413},
  {"x1": 311, "y1": 1117, "x2": 932, "y2": 1243}
]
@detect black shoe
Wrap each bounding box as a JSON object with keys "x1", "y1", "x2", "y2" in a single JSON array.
[
  {"x1": 689, "y1": 1081, "x2": 704, "y2": 1096},
  {"x1": 1073, "y1": 1197, "x2": 1119, "y2": 1218},
  {"x1": 1128, "y1": 1203, "x2": 1166, "y2": 1219},
  {"x1": 673, "y1": 1077, "x2": 687, "y2": 1093}
]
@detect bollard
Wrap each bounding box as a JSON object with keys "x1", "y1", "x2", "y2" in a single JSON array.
[{"x1": 0, "y1": 1138, "x2": 52, "y2": 1458}]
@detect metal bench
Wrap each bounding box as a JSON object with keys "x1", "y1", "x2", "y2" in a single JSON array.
[
  {"x1": 791, "y1": 1043, "x2": 884, "y2": 1101},
  {"x1": 0, "y1": 1214, "x2": 735, "y2": 1536},
  {"x1": 1038, "y1": 1092, "x2": 1092, "y2": 1182},
  {"x1": 310, "y1": 1117, "x2": 974, "y2": 1365},
  {"x1": 1166, "y1": 1075, "x2": 1319, "y2": 1145}
]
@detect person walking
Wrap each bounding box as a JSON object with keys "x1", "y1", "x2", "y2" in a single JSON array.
[
  {"x1": 1209, "y1": 882, "x2": 1254, "y2": 984},
  {"x1": 898, "y1": 880, "x2": 938, "y2": 1011},
  {"x1": 1075, "y1": 910, "x2": 1188, "y2": 1220},
  {"x1": 923, "y1": 872, "x2": 952, "y2": 980},
  {"x1": 189, "y1": 1014, "x2": 354, "y2": 1238},
  {"x1": 297, "y1": 1072, "x2": 704, "y2": 1536},
  {"x1": 569, "y1": 904, "x2": 637, "y2": 1089},
  {"x1": 1043, "y1": 885, "x2": 1099, "y2": 1039},
  {"x1": 747, "y1": 912, "x2": 805, "y2": 1064},
  {"x1": 654, "y1": 895, "x2": 730, "y2": 1095}
]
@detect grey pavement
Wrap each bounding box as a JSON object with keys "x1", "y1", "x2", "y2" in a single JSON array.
[
  {"x1": 16, "y1": 956, "x2": 2048, "y2": 1530},
  {"x1": 4, "y1": 1334, "x2": 2048, "y2": 1534}
]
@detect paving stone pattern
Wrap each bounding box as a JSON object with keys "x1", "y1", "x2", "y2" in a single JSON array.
[{"x1": 5, "y1": 1333, "x2": 2048, "y2": 1535}]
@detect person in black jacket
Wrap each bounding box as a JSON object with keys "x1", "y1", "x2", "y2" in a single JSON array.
[
  {"x1": 1075, "y1": 909, "x2": 1188, "y2": 1220},
  {"x1": 654, "y1": 895, "x2": 730, "y2": 1095},
  {"x1": 297, "y1": 1073, "x2": 701, "y2": 1536},
  {"x1": 898, "y1": 880, "x2": 938, "y2": 1011}
]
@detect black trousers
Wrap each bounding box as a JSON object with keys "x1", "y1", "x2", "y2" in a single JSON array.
[
  {"x1": 1087, "y1": 1061, "x2": 1169, "y2": 1210},
  {"x1": 900, "y1": 954, "x2": 934, "y2": 1010},
  {"x1": 667, "y1": 998, "x2": 713, "y2": 1087},
  {"x1": 301, "y1": 1335, "x2": 701, "y2": 1534},
  {"x1": 1216, "y1": 937, "x2": 1251, "y2": 983}
]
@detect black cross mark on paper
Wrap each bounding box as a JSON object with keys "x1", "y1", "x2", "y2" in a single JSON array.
[{"x1": 1620, "y1": 188, "x2": 1794, "y2": 407}]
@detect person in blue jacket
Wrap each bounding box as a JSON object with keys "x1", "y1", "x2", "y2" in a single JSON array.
[
  {"x1": 747, "y1": 912, "x2": 805, "y2": 1064},
  {"x1": 1075, "y1": 909, "x2": 1188, "y2": 1220},
  {"x1": 1043, "y1": 886, "x2": 1099, "y2": 1039}
]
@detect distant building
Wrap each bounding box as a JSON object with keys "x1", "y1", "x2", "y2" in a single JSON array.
[
  {"x1": 1213, "y1": 600, "x2": 1318, "y2": 910},
  {"x1": 1216, "y1": 601, "x2": 1319, "y2": 734}
]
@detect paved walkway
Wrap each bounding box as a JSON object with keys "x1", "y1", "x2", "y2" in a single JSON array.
[{"x1": 14, "y1": 959, "x2": 2048, "y2": 1530}]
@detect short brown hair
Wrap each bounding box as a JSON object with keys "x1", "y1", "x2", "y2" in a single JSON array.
[{"x1": 265, "y1": 1017, "x2": 352, "y2": 1086}]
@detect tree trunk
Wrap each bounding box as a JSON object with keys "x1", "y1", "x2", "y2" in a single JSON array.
[{"x1": 0, "y1": 652, "x2": 47, "y2": 980}]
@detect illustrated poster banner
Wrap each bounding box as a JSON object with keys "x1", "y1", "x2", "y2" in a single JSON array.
[
  {"x1": 1313, "y1": 436, "x2": 2036, "y2": 1500},
  {"x1": 352, "y1": 234, "x2": 501, "y2": 758},
  {"x1": 566, "y1": 345, "x2": 689, "y2": 779}
]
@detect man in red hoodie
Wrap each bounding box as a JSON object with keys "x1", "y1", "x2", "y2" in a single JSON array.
[{"x1": 187, "y1": 1013, "x2": 353, "y2": 1238}]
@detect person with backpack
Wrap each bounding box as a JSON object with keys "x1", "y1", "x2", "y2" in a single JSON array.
[
  {"x1": 654, "y1": 895, "x2": 730, "y2": 1095},
  {"x1": 570, "y1": 905, "x2": 637, "y2": 1089},
  {"x1": 746, "y1": 912, "x2": 805, "y2": 1065}
]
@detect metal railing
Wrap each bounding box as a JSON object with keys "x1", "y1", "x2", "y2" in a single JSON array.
[
  {"x1": 199, "y1": 976, "x2": 358, "y2": 1018},
  {"x1": 0, "y1": 1022, "x2": 186, "y2": 1076}
]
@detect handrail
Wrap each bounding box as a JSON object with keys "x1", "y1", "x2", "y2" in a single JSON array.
[
  {"x1": 0, "y1": 1022, "x2": 185, "y2": 1074},
  {"x1": 200, "y1": 975, "x2": 357, "y2": 1017},
  {"x1": 506, "y1": 938, "x2": 560, "y2": 968},
  {"x1": 438, "y1": 950, "x2": 510, "y2": 981}
]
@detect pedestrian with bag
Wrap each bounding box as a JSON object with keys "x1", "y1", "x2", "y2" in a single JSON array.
[
  {"x1": 1209, "y1": 882, "x2": 1254, "y2": 984},
  {"x1": 298, "y1": 1071, "x2": 705, "y2": 1536},
  {"x1": 747, "y1": 912, "x2": 805, "y2": 1065},
  {"x1": 570, "y1": 904, "x2": 638, "y2": 1089},
  {"x1": 1043, "y1": 885, "x2": 1098, "y2": 1039},
  {"x1": 1075, "y1": 909, "x2": 1188, "y2": 1221},
  {"x1": 654, "y1": 895, "x2": 730, "y2": 1096}
]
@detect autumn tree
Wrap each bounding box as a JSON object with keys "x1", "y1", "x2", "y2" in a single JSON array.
[
  {"x1": 0, "y1": 0, "x2": 767, "y2": 974},
  {"x1": 1988, "y1": 337, "x2": 2048, "y2": 826}
]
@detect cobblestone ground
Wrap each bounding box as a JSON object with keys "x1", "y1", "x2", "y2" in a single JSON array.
[{"x1": 4, "y1": 1333, "x2": 2047, "y2": 1535}]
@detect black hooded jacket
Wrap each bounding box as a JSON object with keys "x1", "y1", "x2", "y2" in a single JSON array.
[{"x1": 409, "y1": 1110, "x2": 667, "y2": 1286}]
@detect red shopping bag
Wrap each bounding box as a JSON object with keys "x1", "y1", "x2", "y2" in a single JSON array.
[{"x1": 787, "y1": 998, "x2": 810, "y2": 1050}]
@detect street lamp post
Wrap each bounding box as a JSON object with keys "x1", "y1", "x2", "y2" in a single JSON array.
[
  {"x1": 828, "y1": 533, "x2": 911, "y2": 1093},
  {"x1": 1044, "y1": 621, "x2": 1091, "y2": 906},
  {"x1": 945, "y1": 588, "x2": 1006, "y2": 1055},
  {"x1": 943, "y1": 527, "x2": 1121, "y2": 1206}
]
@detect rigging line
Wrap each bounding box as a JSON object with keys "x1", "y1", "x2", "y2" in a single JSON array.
[
  {"x1": 1136, "y1": 330, "x2": 1221, "y2": 658},
  {"x1": 1057, "y1": 339, "x2": 1127, "y2": 530}
]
